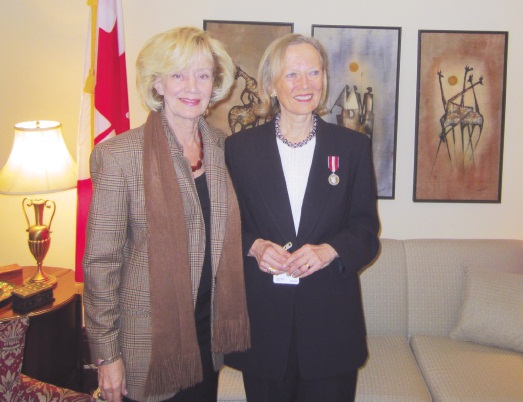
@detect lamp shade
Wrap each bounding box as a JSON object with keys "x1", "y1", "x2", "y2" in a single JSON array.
[{"x1": 0, "y1": 121, "x2": 77, "y2": 195}]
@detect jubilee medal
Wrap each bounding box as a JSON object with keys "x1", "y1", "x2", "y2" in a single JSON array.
[{"x1": 328, "y1": 156, "x2": 340, "y2": 186}]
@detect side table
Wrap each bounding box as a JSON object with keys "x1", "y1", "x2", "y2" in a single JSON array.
[{"x1": 0, "y1": 266, "x2": 83, "y2": 391}]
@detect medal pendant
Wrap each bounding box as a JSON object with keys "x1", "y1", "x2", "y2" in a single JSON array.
[
  {"x1": 328, "y1": 156, "x2": 340, "y2": 186},
  {"x1": 328, "y1": 173, "x2": 340, "y2": 186}
]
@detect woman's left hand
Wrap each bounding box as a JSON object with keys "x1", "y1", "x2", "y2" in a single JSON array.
[{"x1": 283, "y1": 243, "x2": 339, "y2": 278}]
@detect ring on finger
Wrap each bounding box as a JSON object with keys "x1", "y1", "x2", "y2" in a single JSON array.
[
  {"x1": 267, "y1": 266, "x2": 276, "y2": 274},
  {"x1": 305, "y1": 263, "x2": 310, "y2": 269},
  {"x1": 93, "y1": 388, "x2": 106, "y2": 401}
]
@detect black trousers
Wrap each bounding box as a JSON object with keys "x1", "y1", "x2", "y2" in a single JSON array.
[
  {"x1": 243, "y1": 369, "x2": 358, "y2": 402},
  {"x1": 163, "y1": 348, "x2": 218, "y2": 402},
  {"x1": 242, "y1": 319, "x2": 358, "y2": 402}
]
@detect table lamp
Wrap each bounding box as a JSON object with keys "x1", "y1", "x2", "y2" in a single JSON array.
[{"x1": 0, "y1": 121, "x2": 77, "y2": 286}]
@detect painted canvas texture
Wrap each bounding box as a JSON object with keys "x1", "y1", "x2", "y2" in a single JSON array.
[
  {"x1": 204, "y1": 21, "x2": 292, "y2": 135},
  {"x1": 415, "y1": 31, "x2": 507, "y2": 202},
  {"x1": 313, "y1": 26, "x2": 400, "y2": 199}
]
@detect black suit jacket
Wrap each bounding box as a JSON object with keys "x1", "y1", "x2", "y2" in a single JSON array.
[{"x1": 224, "y1": 117, "x2": 380, "y2": 380}]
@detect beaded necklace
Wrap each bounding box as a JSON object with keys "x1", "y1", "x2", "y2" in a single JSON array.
[{"x1": 275, "y1": 113, "x2": 317, "y2": 148}]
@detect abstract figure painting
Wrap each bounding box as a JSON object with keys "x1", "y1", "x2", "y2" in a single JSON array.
[
  {"x1": 312, "y1": 25, "x2": 401, "y2": 199},
  {"x1": 203, "y1": 20, "x2": 293, "y2": 135},
  {"x1": 228, "y1": 65, "x2": 261, "y2": 134},
  {"x1": 414, "y1": 30, "x2": 508, "y2": 202}
]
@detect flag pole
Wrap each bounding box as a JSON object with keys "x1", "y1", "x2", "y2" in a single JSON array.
[
  {"x1": 85, "y1": 0, "x2": 98, "y2": 148},
  {"x1": 75, "y1": 0, "x2": 98, "y2": 283}
]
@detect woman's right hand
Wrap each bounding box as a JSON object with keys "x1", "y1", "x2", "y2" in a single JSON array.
[
  {"x1": 98, "y1": 359, "x2": 127, "y2": 401},
  {"x1": 249, "y1": 239, "x2": 291, "y2": 275}
]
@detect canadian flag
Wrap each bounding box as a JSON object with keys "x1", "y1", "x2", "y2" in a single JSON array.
[{"x1": 76, "y1": 0, "x2": 130, "y2": 282}]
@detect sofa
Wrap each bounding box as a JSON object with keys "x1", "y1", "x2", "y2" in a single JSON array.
[
  {"x1": 0, "y1": 315, "x2": 94, "y2": 402},
  {"x1": 217, "y1": 238, "x2": 523, "y2": 402}
]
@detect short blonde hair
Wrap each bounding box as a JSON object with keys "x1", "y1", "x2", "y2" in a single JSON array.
[
  {"x1": 136, "y1": 27, "x2": 235, "y2": 112},
  {"x1": 256, "y1": 33, "x2": 329, "y2": 117}
]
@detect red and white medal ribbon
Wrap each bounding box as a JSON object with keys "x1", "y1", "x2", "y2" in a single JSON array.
[
  {"x1": 328, "y1": 156, "x2": 340, "y2": 185},
  {"x1": 328, "y1": 156, "x2": 339, "y2": 172}
]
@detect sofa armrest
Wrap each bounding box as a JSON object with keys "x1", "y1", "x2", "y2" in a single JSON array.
[{"x1": 19, "y1": 374, "x2": 94, "y2": 401}]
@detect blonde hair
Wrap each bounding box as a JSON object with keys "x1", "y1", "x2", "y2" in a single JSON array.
[
  {"x1": 256, "y1": 33, "x2": 329, "y2": 117},
  {"x1": 136, "y1": 27, "x2": 235, "y2": 112}
]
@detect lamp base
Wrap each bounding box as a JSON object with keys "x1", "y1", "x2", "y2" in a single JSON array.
[
  {"x1": 23, "y1": 199, "x2": 58, "y2": 288},
  {"x1": 24, "y1": 268, "x2": 57, "y2": 287}
]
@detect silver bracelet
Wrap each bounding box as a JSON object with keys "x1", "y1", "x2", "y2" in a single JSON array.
[{"x1": 96, "y1": 353, "x2": 121, "y2": 366}]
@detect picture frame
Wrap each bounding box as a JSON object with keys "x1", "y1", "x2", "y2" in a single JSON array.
[
  {"x1": 203, "y1": 20, "x2": 293, "y2": 135},
  {"x1": 312, "y1": 25, "x2": 401, "y2": 199},
  {"x1": 413, "y1": 30, "x2": 508, "y2": 203}
]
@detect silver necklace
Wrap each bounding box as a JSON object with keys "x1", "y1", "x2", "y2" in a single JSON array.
[{"x1": 275, "y1": 113, "x2": 317, "y2": 148}]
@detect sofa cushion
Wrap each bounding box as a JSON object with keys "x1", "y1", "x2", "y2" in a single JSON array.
[
  {"x1": 450, "y1": 268, "x2": 523, "y2": 353},
  {"x1": 217, "y1": 338, "x2": 433, "y2": 402},
  {"x1": 0, "y1": 316, "x2": 29, "y2": 401},
  {"x1": 356, "y1": 336, "x2": 431, "y2": 402},
  {"x1": 360, "y1": 239, "x2": 408, "y2": 337},
  {"x1": 403, "y1": 239, "x2": 523, "y2": 337},
  {"x1": 411, "y1": 335, "x2": 523, "y2": 401}
]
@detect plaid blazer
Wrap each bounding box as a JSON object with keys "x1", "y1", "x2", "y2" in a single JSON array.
[{"x1": 83, "y1": 117, "x2": 231, "y2": 401}]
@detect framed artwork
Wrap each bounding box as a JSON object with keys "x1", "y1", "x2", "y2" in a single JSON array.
[
  {"x1": 312, "y1": 25, "x2": 401, "y2": 199},
  {"x1": 203, "y1": 20, "x2": 293, "y2": 135},
  {"x1": 414, "y1": 30, "x2": 508, "y2": 203}
]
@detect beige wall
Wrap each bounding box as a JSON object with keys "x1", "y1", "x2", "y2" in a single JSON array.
[{"x1": 1, "y1": 0, "x2": 522, "y2": 269}]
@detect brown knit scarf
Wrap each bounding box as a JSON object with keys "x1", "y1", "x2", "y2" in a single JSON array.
[{"x1": 143, "y1": 111, "x2": 250, "y2": 397}]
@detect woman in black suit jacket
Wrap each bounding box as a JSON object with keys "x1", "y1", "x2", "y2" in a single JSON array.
[{"x1": 225, "y1": 33, "x2": 380, "y2": 402}]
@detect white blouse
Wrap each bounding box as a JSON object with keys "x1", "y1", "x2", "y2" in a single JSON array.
[{"x1": 276, "y1": 136, "x2": 316, "y2": 234}]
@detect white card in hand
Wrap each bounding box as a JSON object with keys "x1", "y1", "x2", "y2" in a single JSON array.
[{"x1": 273, "y1": 272, "x2": 299, "y2": 285}]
